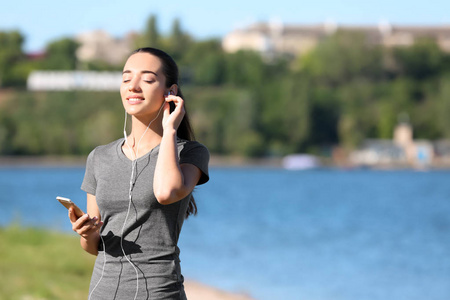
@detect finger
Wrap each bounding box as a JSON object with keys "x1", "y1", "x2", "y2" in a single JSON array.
[
  {"x1": 164, "y1": 96, "x2": 175, "y2": 111},
  {"x1": 71, "y1": 214, "x2": 89, "y2": 231},
  {"x1": 165, "y1": 95, "x2": 182, "y2": 105},
  {"x1": 76, "y1": 217, "x2": 97, "y2": 235},
  {"x1": 172, "y1": 96, "x2": 184, "y2": 108},
  {"x1": 175, "y1": 97, "x2": 185, "y2": 114},
  {"x1": 68, "y1": 207, "x2": 78, "y2": 223},
  {"x1": 94, "y1": 221, "x2": 104, "y2": 231},
  {"x1": 167, "y1": 97, "x2": 184, "y2": 117},
  {"x1": 162, "y1": 102, "x2": 171, "y2": 121},
  {"x1": 163, "y1": 100, "x2": 171, "y2": 112}
]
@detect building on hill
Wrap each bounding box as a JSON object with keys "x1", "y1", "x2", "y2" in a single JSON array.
[
  {"x1": 75, "y1": 30, "x2": 138, "y2": 65},
  {"x1": 222, "y1": 21, "x2": 450, "y2": 58}
]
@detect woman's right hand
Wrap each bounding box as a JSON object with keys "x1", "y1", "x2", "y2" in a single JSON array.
[{"x1": 68, "y1": 207, "x2": 103, "y2": 239}]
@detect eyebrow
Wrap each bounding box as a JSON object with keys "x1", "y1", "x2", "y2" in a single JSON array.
[{"x1": 122, "y1": 70, "x2": 158, "y2": 76}]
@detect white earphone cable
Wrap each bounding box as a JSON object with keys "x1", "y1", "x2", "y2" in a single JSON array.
[
  {"x1": 88, "y1": 235, "x2": 106, "y2": 300},
  {"x1": 122, "y1": 100, "x2": 166, "y2": 300}
]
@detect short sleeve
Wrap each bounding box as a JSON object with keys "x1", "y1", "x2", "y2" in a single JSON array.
[
  {"x1": 81, "y1": 149, "x2": 97, "y2": 195},
  {"x1": 179, "y1": 141, "x2": 210, "y2": 185}
]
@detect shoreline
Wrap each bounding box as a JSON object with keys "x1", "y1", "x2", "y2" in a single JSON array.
[
  {"x1": 2, "y1": 154, "x2": 450, "y2": 170},
  {"x1": 184, "y1": 280, "x2": 254, "y2": 300},
  {"x1": 0, "y1": 154, "x2": 283, "y2": 168}
]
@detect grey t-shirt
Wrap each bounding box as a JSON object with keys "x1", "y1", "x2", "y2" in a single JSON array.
[{"x1": 81, "y1": 138, "x2": 209, "y2": 300}]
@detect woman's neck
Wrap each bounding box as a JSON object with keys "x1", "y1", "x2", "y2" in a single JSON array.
[{"x1": 126, "y1": 114, "x2": 164, "y2": 157}]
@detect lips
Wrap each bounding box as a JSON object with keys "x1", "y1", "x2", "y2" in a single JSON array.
[{"x1": 127, "y1": 96, "x2": 144, "y2": 105}]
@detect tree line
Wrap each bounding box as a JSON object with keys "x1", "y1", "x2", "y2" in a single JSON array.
[{"x1": 1, "y1": 16, "x2": 450, "y2": 158}]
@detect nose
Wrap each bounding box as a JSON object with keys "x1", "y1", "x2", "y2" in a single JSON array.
[{"x1": 128, "y1": 77, "x2": 141, "y2": 92}]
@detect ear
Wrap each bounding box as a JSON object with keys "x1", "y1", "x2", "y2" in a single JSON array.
[{"x1": 168, "y1": 84, "x2": 178, "y2": 96}]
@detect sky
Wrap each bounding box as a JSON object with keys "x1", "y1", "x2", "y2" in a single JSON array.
[{"x1": 1, "y1": 0, "x2": 450, "y2": 53}]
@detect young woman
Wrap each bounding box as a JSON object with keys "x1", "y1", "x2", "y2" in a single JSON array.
[{"x1": 68, "y1": 48, "x2": 209, "y2": 300}]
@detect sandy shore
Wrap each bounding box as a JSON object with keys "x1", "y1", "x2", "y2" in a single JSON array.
[{"x1": 184, "y1": 280, "x2": 254, "y2": 300}]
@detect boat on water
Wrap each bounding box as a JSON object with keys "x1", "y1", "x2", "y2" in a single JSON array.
[{"x1": 282, "y1": 154, "x2": 320, "y2": 170}]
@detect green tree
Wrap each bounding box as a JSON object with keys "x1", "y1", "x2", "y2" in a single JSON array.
[
  {"x1": 0, "y1": 30, "x2": 25, "y2": 87},
  {"x1": 225, "y1": 50, "x2": 265, "y2": 87},
  {"x1": 435, "y1": 74, "x2": 450, "y2": 139},
  {"x1": 266, "y1": 77, "x2": 311, "y2": 154},
  {"x1": 307, "y1": 85, "x2": 340, "y2": 149},
  {"x1": 376, "y1": 78, "x2": 415, "y2": 139},
  {"x1": 393, "y1": 38, "x2": 445, "y2": 79},
  {"x1": 42, "y1": 38, "x2": 79, "y2": 70},
  {"x1": 300, "y1": 31, "x2": 384, "y2": 86},
  {"x1": 183, "y1": 39, "x2": 226, "y2": 85},
  {"x1": 166, "y1": 18, "x2": 193, "y2": 61},
  {"x1": 137, "y1": 15, "x2": 161, "y2": 48},
  {"x1": 336, "y1": 79, "x2": 378, "y2": 148}
]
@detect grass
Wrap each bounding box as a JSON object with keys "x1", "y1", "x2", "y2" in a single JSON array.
[{"x1": 0, "y1": 225, "x2": 96, "y2": 300}]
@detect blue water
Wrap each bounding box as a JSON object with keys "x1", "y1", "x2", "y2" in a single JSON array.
[{"x1": 1, "y1": 166, "x2": 449, "y2": 300}]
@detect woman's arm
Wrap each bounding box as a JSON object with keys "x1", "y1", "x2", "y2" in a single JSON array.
[
  {"x1": 153, "y1": 95, "x2": 202, "y2": 205},
  {"x1": 69, "y1": 193, "x2": 102, "y2": 255}
]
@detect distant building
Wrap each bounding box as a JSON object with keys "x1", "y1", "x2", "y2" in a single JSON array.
[
  {"x1": 349, "y1": 121, "x2": 435, "y2": 168},
  {"x1": 27, "y1": 71, "x2": 122, "y2": 91},
  {"x1": 26, "y1": 30, "x2": 141, "y2": 91},
  {"x1": 222, "y1": 21, "x2": 450, "y2": 58},
  {"x1": 350, "y1": 139, "x2": 406, "y2": 166},
  {"x1": 75, "y1": 30, "x2": 138, "y2": 65},
  {"x1": 434, "y1": 140, "x2": 450, "y2": 166}
]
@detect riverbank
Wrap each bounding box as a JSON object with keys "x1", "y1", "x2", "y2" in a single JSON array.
[
  {"x1": 0, "y1": 154, "x2": 284, "y2": 168},
  {"x1": 0, "y1": 225, "x2": 253, "y2": 300},
  {"x1": 2, "y1": 154, "x2": 450, "y2": 170}
]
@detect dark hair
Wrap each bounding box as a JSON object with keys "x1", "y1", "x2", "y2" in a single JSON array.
[{"x1": 130, "y1": 47, "x2": 197, "y2": 218}]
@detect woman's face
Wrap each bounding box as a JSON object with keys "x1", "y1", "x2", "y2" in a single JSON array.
[{"x1": 120, "y1": 53, "x2": 167, "y2": 117}]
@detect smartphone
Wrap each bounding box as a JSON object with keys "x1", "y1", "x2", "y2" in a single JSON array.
[{"x1": 56, "y1": 196, "x2": 85, "y2": 218}]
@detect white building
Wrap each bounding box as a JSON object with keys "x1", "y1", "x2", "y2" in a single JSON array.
[
  {"x1": 223, "y1": 21, "x2": 450, "y2": 58},
  {"x1": 27, "y1": 71, "x2": 122, "y2": 91}
]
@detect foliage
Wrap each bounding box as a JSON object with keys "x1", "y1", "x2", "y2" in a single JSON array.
[
  {"x1": 166, "y1": 18, "x2": 194, "y2": 62},
  {"x1": 136, "y1": 14, "x2": 161, "y2": 49},
  {"x1": 0, "y1": 91, "x2": 123, "y2": 155},
  {"x1": 42, "y1": 38, "x2": 79, "y2": 70},
  {"x1": 300, "y1": 31, "x2": 385, "y2": 86},
  {"x1": 0, "y1": 31, "x2": 26, "y2": 87},
  {"x1": 392, "y1": 38, "x2": 446, "y2": 79}
]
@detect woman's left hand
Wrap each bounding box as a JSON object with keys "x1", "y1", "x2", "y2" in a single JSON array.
[{"x1": 162, "y1": 95, "x2": 185, "y2": 132}]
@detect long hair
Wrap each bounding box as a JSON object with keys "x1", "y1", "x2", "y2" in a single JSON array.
[{"x1": 129, "y1": 47, "x2": 197, "y2": 218}]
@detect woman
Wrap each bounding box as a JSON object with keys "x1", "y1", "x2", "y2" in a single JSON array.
[{"x1": 68, "y1": 47, "x2": 210, "y2": 300}]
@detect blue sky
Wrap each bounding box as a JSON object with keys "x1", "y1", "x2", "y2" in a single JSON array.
[{"x1": 1, "y1": 0, "x2": 450, "y2": 52}]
